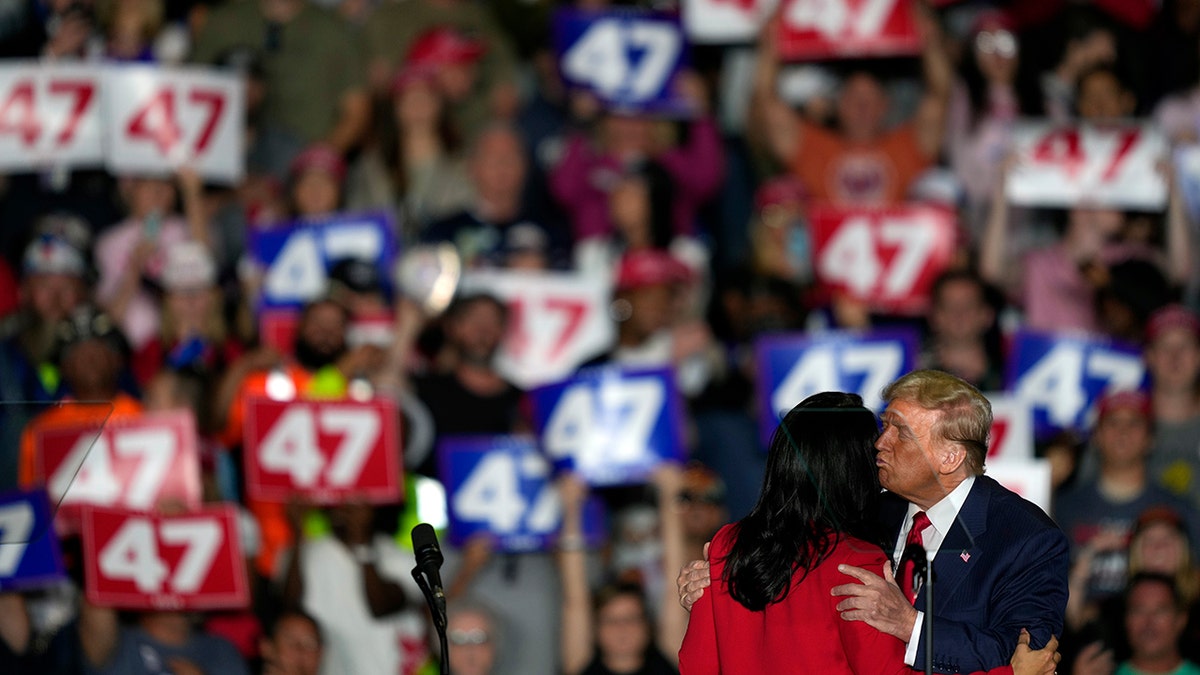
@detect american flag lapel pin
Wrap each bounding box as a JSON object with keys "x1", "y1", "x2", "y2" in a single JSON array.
[{"x1": 960, "y1": 551, "x2": 971, "y2": 563}]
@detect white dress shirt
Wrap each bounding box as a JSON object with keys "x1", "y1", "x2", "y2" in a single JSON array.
[{"x1": 893, "y1": 476, "x2": 977, "y2": 666}]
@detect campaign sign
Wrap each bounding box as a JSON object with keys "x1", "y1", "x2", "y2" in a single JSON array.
[
  {"x1": 244, "y1": 397, "x2": 403, "y2": 504},
  {"x1": 985, "y1": 460, "x2": 1052, "y2": 516},
  {"x1": 984, "y1": 393, "x2": 1034, "y2": 462},
  {"x1": 440, "y1": 435, "x2": 605, "y2": 552},
  {"x1": 755, "y1": 328, "x2": 918, "y2": 448},
  {"x1": 82, "y1": 505, "x2": 249, "y2": 610},
  {"x1": 811, "y1": 204, "x2": 956, "y2": 315},
  {"x1": 102, "y1": 64, "x2": 244, "y2": 183},
  {"x1": 683, "y1": 0, "x2": 774, "y2": 44},
  {"x1": 554, "y1": 8, "x2": 691, "y2": 115},
  {"x1": 0, "y1": 488, "x2": 66, "y2": 591},
  {"x1": 530, "y1": 367, "x2": 684, "y2": 486},
  {"x1": 0, "y1": 62, "x2": 103, "y2": 169},
  {"x1": 34, "y1": 411, "x2": 202, "y2": 532},
  {"x1": 1007, "y1": 121, "x2": 1167, "y2": 210},
  {"x1": 1007, "y1": 330, "x2": 1147, "y2": 438},
  {"x1": 459, "y1": 270, "x2": 615, "y2": 389},
  {"x1": 778, "y1": 0, "x2": 921, "y2": 61},
  {"x1": 249, "y1": 211, "x2": 397, "y2": 309}
]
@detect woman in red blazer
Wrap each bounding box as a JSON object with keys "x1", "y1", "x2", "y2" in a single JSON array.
[{"x1": 678, "y1": 392, "x2": 1056, "y2": 675}]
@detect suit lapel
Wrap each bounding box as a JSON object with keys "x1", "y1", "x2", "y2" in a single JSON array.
[{"x1": 929, "y1": 477, "x2": 991, "y2": 613}]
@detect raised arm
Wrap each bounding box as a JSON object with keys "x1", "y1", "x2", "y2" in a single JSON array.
[
  {"x1": 978, "y1": 158, "x2": 1014, "y2": 290},
  {"x1": 79, "y1": 597, "x2": 121, "y2": 669},
  {"x1": 914, "y1": 3, "x2": 954, "y2": 160},
  {"x1": 557, "y1": 474, "x2": 594, "y2": 675},
  {"x1": 654, "y1": 465, "x2": 689, "y2": 666},
  {"x1": 748, "y1": 16, "x2": 801, "y2": 169},
  {"x1": 1164, "y1": 161, "x2": 1194, "y2": 286}
]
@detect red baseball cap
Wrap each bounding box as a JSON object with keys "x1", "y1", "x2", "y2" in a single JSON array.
[
  {"x1": 754, "y1": 176, "x2": 809, "y2": 214},
  {"x1": 1146, "y1": 304, "x2": 1200, "y2": 343},
  {"x1": 1096, "y1": 389, "x2": 1152, "y2": 422},
  {"x1": 289, "y1": 144, "x2": 347, "y2": 183},
  {"x1": 405, "y1": 27, "x2": 486, "y2": 69},
  {"x1": 615, "y1": 249, "x2": 692, "y2": 292}
]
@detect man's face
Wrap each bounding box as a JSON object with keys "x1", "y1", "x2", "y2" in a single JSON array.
[
  {"x1": 1145, "y1": 326, "x2": 1200, "y2": 394},
  {"x1": 836, "y1": 74, "x2": 887, "y2": 142},
  {"x1": 263, "y1": 616, "x2": 323, "y2": 675},
  {"x1": 447, "y1": 611, "x2": 497, "y2": 675},
  {"x1": 929, "y1": 279, "x2": 992, "y2": 342},
  {"x1": 294, "y1": 303, "x2": 348, "y2": 370},
  {"x1": 22, "y1": 273, "x2": 86, "y2": 324},
  {"x1": 61, "y1": 339, "x2": 121, "y2": 395},
  {"x1": 876, "y1": 399, "x2": 949, "y2": 507},
  {"x1": 1126, "y1": 581, "x2": 1186, "y2": 661},
  {"x1": 1077, "y1": 70, "x2": 1133, "y2": 120},
  {"x1": 469, "y1": 130, "x2": 526, "y2": 207},
  {"x1": 448, "y1": 301, "x2": 506, "y2": 366},
  {"x1": 1094, "y1": 408, "x2": 1152, "y2": 469}
]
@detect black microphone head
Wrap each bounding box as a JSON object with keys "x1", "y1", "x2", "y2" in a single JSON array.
[{"x1": 411, "y1": 523, "x2": 444, "y2": 566}]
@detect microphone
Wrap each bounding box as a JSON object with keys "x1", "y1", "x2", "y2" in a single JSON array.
[
  {"x1": 411, "y1": 523, "x2": 445, "y2": 609},
  {"x1": 902, "y1": 542, "x2": 928, "y2": 598}
]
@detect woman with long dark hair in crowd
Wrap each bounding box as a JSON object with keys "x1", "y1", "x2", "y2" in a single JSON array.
[{"x1": 678, "y1": 392, "x2": 1057, "y2": 675}]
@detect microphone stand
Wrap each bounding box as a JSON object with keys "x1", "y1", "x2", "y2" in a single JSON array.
[
  {"x1": 412, "y1": 567, "x2": 450, "y2": 675},
  {"x1": 905, "y1": 544, "x2": 934, "y2": 675}
]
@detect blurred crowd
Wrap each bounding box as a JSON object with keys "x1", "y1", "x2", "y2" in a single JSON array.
[{"x1": 3, "y1": 0, "x2": 1200, "y2": 674}]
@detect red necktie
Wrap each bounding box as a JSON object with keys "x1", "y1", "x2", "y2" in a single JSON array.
[{"x1": 899, "y1": 511, "x2": 932, "y2": 604}]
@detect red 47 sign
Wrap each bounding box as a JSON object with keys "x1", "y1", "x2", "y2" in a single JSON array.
[
  {"x1": 0, "y1": 64, "x2": 102, "y2": 169},
  {"x1": 34, "y1": 411, "x2": 202, "y2": 533},
  {"x1": 778, "y1": 0, "x2": 920, "y2": 61},
  {"x1": 102, "y1": 65, "x2": 244, "y2": 183},
  {"x1": 811, "y1": 204, "x2": 956, "y2": 315},
  {"x1": 460, "y1": 271, "x2": 615, "y2": 389},
  {"x1": 1008, "y1": 121, "x2": 1167, "y2": 209},
  {"x1": 82, "y1": 505, "x2": 249, "y2": 610},
  {"x1": 244, "y1": 398, "x2": 403, "y2": 504}
]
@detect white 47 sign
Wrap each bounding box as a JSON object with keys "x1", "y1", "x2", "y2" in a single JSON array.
[
  {"x1": 1008, "y1": 122, "x2": 1167, "y2": 209},
  {"x1": 103, "y1": 65, "x2": 244, "y2": 183}
]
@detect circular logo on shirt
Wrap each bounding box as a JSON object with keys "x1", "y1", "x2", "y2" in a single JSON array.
[{"x1": 829, "y1": 153, "x2": 895, "y2": 205}]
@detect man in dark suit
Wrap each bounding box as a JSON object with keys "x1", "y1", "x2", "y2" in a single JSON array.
[{"x1": 677, "y1": 370, "x2": 1069, "y2": 674}]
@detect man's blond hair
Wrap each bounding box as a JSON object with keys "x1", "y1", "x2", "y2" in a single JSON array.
[{"x1": 882, "y1": 369, "x2": 992, "y2": 475}]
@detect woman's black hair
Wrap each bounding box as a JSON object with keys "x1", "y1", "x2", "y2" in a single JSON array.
[
  {"x1": 722, "y1": 392, "x2": 881, "y2": 611},
  {"x1": 619, "y1": 160, "x2": 676, "y2": 251}
]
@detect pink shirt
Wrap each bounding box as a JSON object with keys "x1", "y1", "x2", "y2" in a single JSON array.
[
  {"x1": 94, "y1": 216, "x2": 190, "y2": 349},
  {"x1": 549, "y1": 118, "x2": 724, "y2": 241}
]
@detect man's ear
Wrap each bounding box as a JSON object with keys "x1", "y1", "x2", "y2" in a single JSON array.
[{"x1": 939, "y1": 444, "x2": 966, "y2": 475}]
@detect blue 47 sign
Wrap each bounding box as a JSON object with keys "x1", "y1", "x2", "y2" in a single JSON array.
[
  {"x1": 553, "y1": 8, "x2": 691, "y2": 116},
  {"x1": 530, "y1": 366, "x2": 684, "y2": 486},
  {"x1": 1007, "y1": 330, "x2": 1146, "y2": 438},
  {"x1": 0, "y1": 488, "x2": 65, "y2": 591},
  {"x1": 248, "y1": 211, "x2": 397, "y2": 309},
  {"x1": 439, "y1": 436, "x2": 603, "y2": 553},
  {"x1": 754, "y1": 329, "x2": 918, "y2": 448}
]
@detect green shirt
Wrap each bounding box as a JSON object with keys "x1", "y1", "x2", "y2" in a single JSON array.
[{"x1": 191, "y1": 0, "x2": 365, "y2": 144}]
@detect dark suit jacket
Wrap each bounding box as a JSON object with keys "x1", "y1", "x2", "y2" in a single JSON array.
[{"x1": 879, "y1": 475, "x2": 1070, "y2": 674}]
